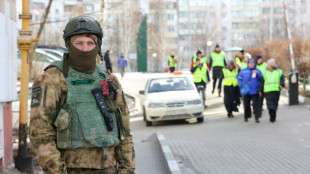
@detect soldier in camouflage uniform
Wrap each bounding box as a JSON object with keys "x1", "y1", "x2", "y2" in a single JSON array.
[{"x1": 29, "y1": 16, "x2": 135, "y2": 174}]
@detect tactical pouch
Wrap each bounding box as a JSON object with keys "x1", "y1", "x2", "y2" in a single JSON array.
[
  {"x1": 116, "y1": 108, "x2": 127, "y2": 140},
  {"x1": 54, "y1": 108, "x2": 72, "y2": 149},
  {"x1": 105, "y1": 81, "x2": 120, "y2": 112}
]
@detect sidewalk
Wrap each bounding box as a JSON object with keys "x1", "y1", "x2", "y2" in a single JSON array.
[{"x1": 123, "y1": 72, "x2": 310, "y2": 174}]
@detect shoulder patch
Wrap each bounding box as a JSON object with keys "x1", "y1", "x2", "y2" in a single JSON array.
[{"x1": 31, "y1": 86, "x2": 42, "y2": 108}]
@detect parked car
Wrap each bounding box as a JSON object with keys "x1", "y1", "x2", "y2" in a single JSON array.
[
  {"x1": 38, "y1": 48, "x2": 63, "y2": 59},
  {"x1": 139, "y1": 75, "x2": 204, "y2": 126},
  {"x1": 17, "y1": 49, "x2": 62, "y2": 80}
]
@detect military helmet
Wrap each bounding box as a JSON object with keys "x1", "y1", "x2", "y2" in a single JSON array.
[{"x1": 63, "y1": 16, "x2": 103, "y2": 56}]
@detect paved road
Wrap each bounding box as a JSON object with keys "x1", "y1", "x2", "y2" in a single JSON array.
[
  {"x1": 5, "y1": 72, "x2": 310, "y2": 174},
  {"x1": 118, "y1": 72, "x2": 310, "y2": 174}
]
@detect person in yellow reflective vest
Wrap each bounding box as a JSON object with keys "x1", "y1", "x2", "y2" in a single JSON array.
[
  {"x1": 240, "y1": 52, "x2": 251, "y2": 70},
  {"x1": 209, "y1": 44, "x2": 226, "y2": 97},
  {"x1": 219, "y1": 61, "x2": 239, "y2": 118},
  {"x1": 259, "y1": 59, "x2": 284, "y2": 123},
  {"x1": 191, "y1": 50, "x2": 203, "y2": 69},
  {"x1": 168, "y1": 52, "x2": 177, "y2": 73},
  {"x1": 235, "y1": 50, "x2": 244, "y2": 70},
  {"x1": 256, "y1": 54, "x2": 267, "y2": 110},
  {"x1": 191, "y1": 58, "x2": 210, "y2": 108},
  {"x1": 234, "y1": 50, "x2": 244, "y2": 106}
]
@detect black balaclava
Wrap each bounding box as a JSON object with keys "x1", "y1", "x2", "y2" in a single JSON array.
[{"x1": 67, "y1": 42, "x2": 98, "y2": 73}]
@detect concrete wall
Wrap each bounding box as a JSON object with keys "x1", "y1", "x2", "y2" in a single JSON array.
[{"x1": 0, "y1": 0, "x2": 17, "y2": 171}]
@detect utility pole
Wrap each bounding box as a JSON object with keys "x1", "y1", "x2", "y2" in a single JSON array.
[
  {"x1": 269, "y1": 0, "x2": 274, "y2": 41},
  {"x1": 176, "y1": 0, "x2": 180, "y2": 69},
  {"x1": 188, "y1": 0, "x2": 192, "y2": 65},
  {"x1": 283, "y1": 0, "x2": 299, "y2": 105},
  {"x1": 98, "y1": 0, "x2": 105, "y2": 64},
  {"x1": 15, "y1": 0, "x2": 35, "y2": 172}
]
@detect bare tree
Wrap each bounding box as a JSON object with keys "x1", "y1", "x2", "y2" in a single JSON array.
[
  {"x1": 29, "y1": 0, "x2": 53, "y2": 80},
  {"x1": 104, "y1": 0, "x2": 143, "y2": 71},
  {"x1": 148, "y1": 0, "x2": 169, "y2": 72},
  {"x1": 191, "y1": 10, "x2": 218, "y2": 57}
]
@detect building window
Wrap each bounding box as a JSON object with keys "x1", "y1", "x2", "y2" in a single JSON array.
[
  {"x1": 167, "y1": 26, "x2": 175, "y2": 32},
  {"x1": 85, "y1": 4, "x2": 94, "y2": 12},
  {"x1": 167, "y1": 14, "x2": 174, "y2": 20},
  {"x1": 64, "y1": 5, "x2": 73, "y2": 12},
  {"x1": 179, "y1": 0, "x2": 188, "y2": 6},
  {"x1": 165, "y1": 3, "x2": 174, "y2": 9},
  {"x1": 232, "y1": 23, "x2": 240, "y2": 29},
  {"x1": 179, "y1": 12, "x2": 189, "y2": 18}
]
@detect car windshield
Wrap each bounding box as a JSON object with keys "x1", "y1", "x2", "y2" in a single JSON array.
[{"x1": 148, "y1": 77, "x2": 194, "y2": 93}]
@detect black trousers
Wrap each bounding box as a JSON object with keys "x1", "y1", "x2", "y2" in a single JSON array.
[
  {"x1": 212, "y1": 78, "x2": 223, "y2": 94},
  {"x1": 243, "y1": 94, "x2": 261, "y2": 120},
  {"x1": 195, "y1": 83, "x2": 206, "y2": 104},
  {"x1": 269, "y1": 109, "x2": 277, "y2": 121},
  {"x1": 224, "y1": 86, "x2": 237, "y2": 115},
  {"x1": 170, "y1": 67, "x2": 175, "y2": 73},
  {"x1": 106, "y1": 66, "x2": 112, "y2": 73},
  {"x1": 235, "y1": 86, "x2": 241, "y2": 105},
  {"x1": 259, "y1": 93, "x2": 264, "y2": 109}
]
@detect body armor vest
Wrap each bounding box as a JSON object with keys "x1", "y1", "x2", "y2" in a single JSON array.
[{"x1": 52, "y1": 61, "x2": 120, "y2": 149}]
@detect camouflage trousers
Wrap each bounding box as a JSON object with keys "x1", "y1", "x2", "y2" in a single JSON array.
[{"x1": 67, "y1": 167, "x2": 116, "y2": 174}]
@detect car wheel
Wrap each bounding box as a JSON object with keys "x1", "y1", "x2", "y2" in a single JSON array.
[
  {"x1": 146, "y1": 120, "x2": 152, "y2": 126},
  {"x1": 197, "y1": 117, "x2": 204, "y2": 123},
  {"x1": 143, "y1": 107, "x2": 146, "y2": 121}
]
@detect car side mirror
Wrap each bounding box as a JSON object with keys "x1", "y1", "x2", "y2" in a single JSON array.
[{"x1": 139, "y1": 90, "x2": 145, "y2": 95}]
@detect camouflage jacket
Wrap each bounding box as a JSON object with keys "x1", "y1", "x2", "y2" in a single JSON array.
[{"x1": 29, "y1": 65, "x2": 135, "y2": 174}]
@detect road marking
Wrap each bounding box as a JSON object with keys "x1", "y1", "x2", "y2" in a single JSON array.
[
  {"x1": 158, "y1": 134, "x2": 165, "y2": 141},
  {"x1": 168, "y1": 160, "x2": 181, "y2": 172},
  {"x1": 162, "y1": 145, "x2": 172, "y2": 153}
]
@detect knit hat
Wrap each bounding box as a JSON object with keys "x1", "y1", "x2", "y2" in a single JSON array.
[
  {"x1": 196, "y1": 50, "x2": 202, "y2": 54},
  {"x1": 196, "y1": 58, "x2": 201, "y2": 61},
  {"x1": 267, "y1": 58, "x2": 278, "y2": 69},
  {"x1": 215, "y1": 44, "x2": 220, "y2": 48},
  {"x1": 256, "y1": 54, "x2": 263, "y2": 60}
]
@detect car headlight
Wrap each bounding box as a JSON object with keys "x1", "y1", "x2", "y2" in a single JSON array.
[
  {"x1": 148, "y1": 103, "x2": 165, "y2": 108},
  {"x1": 187, "y1": 99, "x2": 202, "y2": 105}
]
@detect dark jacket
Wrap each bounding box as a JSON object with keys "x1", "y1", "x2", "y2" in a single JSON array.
[{"x1": 104, "y1": 53, "x2": 112, "y2": 67}]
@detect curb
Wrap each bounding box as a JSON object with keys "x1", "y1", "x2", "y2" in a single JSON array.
[{"x1": 155, "y1": 133, "x2": 181, "y2": 174}]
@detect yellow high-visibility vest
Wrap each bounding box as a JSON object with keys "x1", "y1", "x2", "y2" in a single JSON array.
[
  {"x1": 257, "y1": 62, "x2": 267, "y2": 74},
  {"x1": 193, "y1": 65, "x2": 208, "y2": 83},
  {"x1": 223, "y1": 68, "x2": 238, "y2": 87},
  {"x1": 211, "y1": 52, "x2": 225, "y2": 67},
  {"x1": 169, "y1": 56, "x2": 177, "y2": 68},
  {"x1": 263, "y1": 69, "x2": 283, "y2": 92}
]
